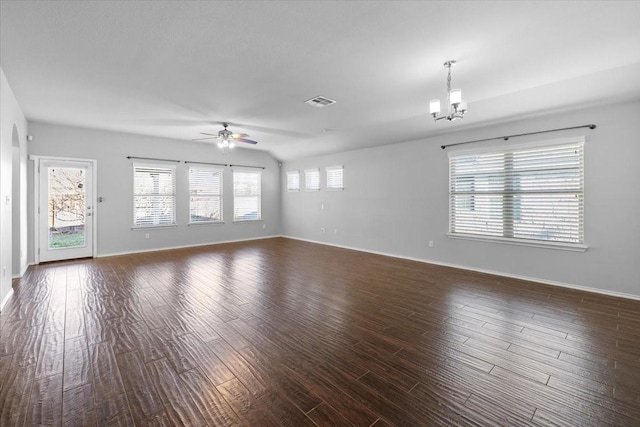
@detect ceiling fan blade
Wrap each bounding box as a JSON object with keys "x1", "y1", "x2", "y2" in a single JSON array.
[
  {"x1": 200, "y1": 132, "x2": 219, "y2": 137},
  {"x1": 231, "y1": 133, "x2": 250, "y2": 138},
  {"x1": 192, "y1": 137, "x2": 217, "y2": 141},
  {"x1": 235, "y1": 138, "x2": 258, "y2": 145}
]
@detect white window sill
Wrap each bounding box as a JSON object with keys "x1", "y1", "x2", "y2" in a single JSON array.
[
  {"x1": 447, "y1": 233, "x2": 588, "y2": 252},
  {"x1": 188, "y1": 221, "x2": 224, "y2": 226},
  {"x1": 326, "y1": 187, "x2": 344, "y2": 191},
  {"x1": 132, "y1": 224, "x2": 178, "y2": 230},
  {"x1": 233, "y1": 219, "x2": 263, "y2": 223}
]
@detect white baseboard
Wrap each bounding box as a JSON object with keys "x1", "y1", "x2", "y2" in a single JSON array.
[
  {"x1": 0, "y1": 288, "x2": 14, "y2": 312},
  {"x1": 282, "y1": 235, "x2": 640, "y2": 301},
  {"x1": 97, "y1": 235, "x2": 281, "y2": 259},
  {"x1": 11, "y1": 263, "x2": 29, "y2": 279}
]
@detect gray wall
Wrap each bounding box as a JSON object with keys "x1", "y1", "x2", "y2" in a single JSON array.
[
  {"x1": 1, "y1": 67, "x2": 28, "y2": 310},
  {"x1": 28, "y1": 122, "x2": 281, "y2": 260},
  {"x1": 281, "y1": 100, "x2": 640, "y2": 298}
]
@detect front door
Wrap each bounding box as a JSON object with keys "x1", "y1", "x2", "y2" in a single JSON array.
[{"x1": 38, "y1": 159, "x2": 95, "y2": 262}]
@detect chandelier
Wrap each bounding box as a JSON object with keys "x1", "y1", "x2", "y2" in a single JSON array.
[{"x1": 429, "y1": 60, "x2": 467, "y2": 121}]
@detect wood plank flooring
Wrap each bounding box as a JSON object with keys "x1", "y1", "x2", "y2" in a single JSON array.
[{"x1": 1, "y1": 237, "x2": 639, "y2": 426}]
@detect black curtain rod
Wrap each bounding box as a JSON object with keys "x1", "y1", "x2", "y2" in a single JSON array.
[
  {"x1": 230, "y1": 164, "x2": 265, "y2": 170},
  {"x1": 184, "y1": 161, "x2": 228, "y2": 167},
  {"x1": 440, "y1": 124, "x2": 596, "y2": 150},
  {"x1": 127, "y1": 156, "x2": 181, "y2": 163}
]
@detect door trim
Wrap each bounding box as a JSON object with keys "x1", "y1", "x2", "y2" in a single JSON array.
[{"x1": 31, "y1": 155, "x2": 98, "y2": 263}]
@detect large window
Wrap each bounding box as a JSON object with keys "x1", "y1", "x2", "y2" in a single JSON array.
[
  {"x1": 189, "y1": 166, "x2": 223, "y2": 223},
  {"x1": 305, "y1": 168, "x2": 320, "y2": 191},
  {"x1": 233, "y1": 169, "x2": 262, "y2": 221},
  {"x1": 286, "y1": 171, "x2": 300, "y2": 191},
  {"x1": 449, "y1": 139, "x2": 584, "y2": 247},
  {"x1": 326, "y1": 165, "x2": 344, "y2": 190},
  {"x1": 133, "y1": 164, "x2": 176, "y2": 227}
]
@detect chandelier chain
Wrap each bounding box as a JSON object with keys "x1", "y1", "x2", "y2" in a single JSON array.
[{"x1": 446, "y1": 64, "x2": 452, "y2": 108}]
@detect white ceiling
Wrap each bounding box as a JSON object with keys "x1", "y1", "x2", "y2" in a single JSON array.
[{"x1": 2, "y1": 1, "x2": 639, "y2": 161}]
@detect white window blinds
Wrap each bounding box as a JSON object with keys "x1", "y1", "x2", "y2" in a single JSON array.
[
  {"x1": 449, "y1": 140, "x2": 584, "y2": 245},
  {"x1": 287, "y1": 171, "x2": 300, "y2": 191},
  {"x1": 189, "y1": 167, "x2": 223, "y2": 223},
  {"x1": 133, "y1": 164, "x2": 176, "y2": 227},
  {"x1": 305, "y1": 169, "x2": 320, "y2": 191},
  {"x1": 326, "y1": 165, "x2": 344, "y2": 190},
  {"x1": 233, "y1": 169, "x2": 262, "y2": 221}
]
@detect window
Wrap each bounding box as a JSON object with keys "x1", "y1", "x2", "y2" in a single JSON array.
[
  {"x1": 305, "y1": 168, "x2": 320, "y2": 191},
  {"x1": 189, "y1": 166, "x2": 223, "y2": 223},
  {"x1": 133, "y1": 164, "x2": 176, "y2": 227},
  {"x1": 286, "y1": 171, "x2": 300, "y2": 191},
  {"x1": 233, "y1": 169, "x2": 262, "y2": 221},
  {"x1": 449, "y1": 139, "x2": 584, "y2": 247},
  {"x1": 326, "y1": 165, "x2": 344, "y2": 190}
]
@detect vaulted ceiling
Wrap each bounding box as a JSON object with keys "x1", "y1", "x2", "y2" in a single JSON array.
[{"x1": 2, "y1": 1, "x2": 639, "y2": 161}]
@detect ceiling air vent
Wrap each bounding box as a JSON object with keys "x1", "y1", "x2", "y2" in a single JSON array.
[{"x1": 305, "y1": 96, "x2": 336, "y2": 108}]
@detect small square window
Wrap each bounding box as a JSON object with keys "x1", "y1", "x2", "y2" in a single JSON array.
[
  {"x1": 326, "y1": 165, "x2": 344, "y2": 190},
  {"x1": 305, "y1": 169, "x2": 320, "y2": 191},
  {"x1": 287, "y1": 171, "x2": 300, "y2": 191}
]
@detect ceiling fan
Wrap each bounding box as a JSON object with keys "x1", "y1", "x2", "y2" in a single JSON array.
[{"x1": 193, "y1": 122, "x2": 258, "y2": 148}]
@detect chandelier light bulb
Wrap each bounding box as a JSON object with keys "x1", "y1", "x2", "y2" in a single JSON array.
[
  {"x1": 429, "y1": 99, "x2": 441, "y2": 115},
  {"x1": 449, "y1": 89, "x2": 462, "y2": 106},
  {"x1": 228, "y1": 141, "x2": 235, "y2": 149}
]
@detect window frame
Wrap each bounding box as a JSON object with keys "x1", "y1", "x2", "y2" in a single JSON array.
[
  {"x1": 447, "y1": 138, "x2": 587, "y2": 251},
  {"x1": 233, "y1": 168, "x2": 262, "y2": 222},
  {"x1": 305, "y1": 168, "x2": 320, "y2": 191},
  {"x1": 326, "y1": 165, "x2": 344, "y2": 191},
  {"x1": 132, "y1": 163, "x2": 177, "y2": 229},
  {"x1": 188, "y1": 166, "x2": 224, "y2": 225}
]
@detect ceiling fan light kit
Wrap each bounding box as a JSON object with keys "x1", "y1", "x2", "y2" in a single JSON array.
[
  {"x1": 429, "y1": 60, "x2": 467, "y2": 122},
  {"x1": 218, "y1": 139, "x2": 235, "y2": 149}
]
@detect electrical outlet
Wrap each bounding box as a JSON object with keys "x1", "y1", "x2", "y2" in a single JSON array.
[
  {"x1": 145, "y1": 233, "x2": 150, "y2": 239},
  {"x1": 429, "y1": 240, "x2": 434, "y2": 248},
  {"x1": 262, "y1": 223, "x2": 266, "y2": 229},
  {"x1": 334, "y1": 229, "x2": 338, "y2": 234}
]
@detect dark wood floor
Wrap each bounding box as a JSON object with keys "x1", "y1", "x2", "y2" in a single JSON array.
[{"x1": 1, "y1": 237, "x2": 639, "y2": 426}]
